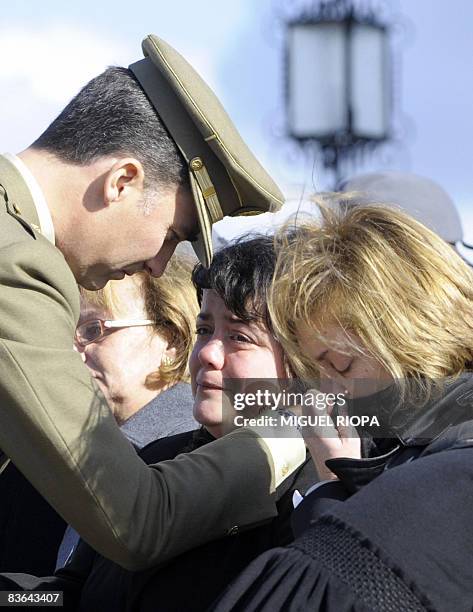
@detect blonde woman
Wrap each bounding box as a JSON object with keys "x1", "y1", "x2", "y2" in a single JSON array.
[
  {"x1": 77, "y1": 256, "x2": 199, "y2": 448},
  {"x1": 215, "y1": 196, "x2": 473, "y2": 612}
]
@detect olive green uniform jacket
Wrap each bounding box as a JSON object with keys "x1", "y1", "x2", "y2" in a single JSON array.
[{"x1": 0, "y1": 155, "x2": 288, "y2": 571}]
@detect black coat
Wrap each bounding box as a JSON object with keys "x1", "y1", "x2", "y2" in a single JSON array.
[
  {"x1": 213, "y1": 375, "x2": 473, "y2": 612},
  {"x1": 0, "y1": 462, "x2": 66, "y2": 574}
]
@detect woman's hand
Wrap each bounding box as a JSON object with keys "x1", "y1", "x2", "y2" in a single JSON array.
[{"x1": 299, "y1": 388, "x2": 361, "y2": 480}]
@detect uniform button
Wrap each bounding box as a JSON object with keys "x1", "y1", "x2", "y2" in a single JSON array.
[
  {"x1": 190, "y1": 157, "x2": 203, "y2": 171},
  {"x1": 227, "y1": 525, "x2": 239, "y2": 536},
  {"x1": 281, "y1": 464, "x2": 289, "y2": 477}
]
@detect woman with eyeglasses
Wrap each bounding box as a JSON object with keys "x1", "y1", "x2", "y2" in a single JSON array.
[{"x1": 75, "y1": 255, "x2": 198, "y2": 447}]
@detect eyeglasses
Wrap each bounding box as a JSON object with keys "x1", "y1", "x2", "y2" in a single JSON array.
[{"x1": 75, "y1": 318, "x2": 154, "y2": 347}]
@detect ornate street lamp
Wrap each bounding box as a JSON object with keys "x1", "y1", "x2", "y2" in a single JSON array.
[{"x1": 285, "y1": 0, "x2": 393, "y2": 184}]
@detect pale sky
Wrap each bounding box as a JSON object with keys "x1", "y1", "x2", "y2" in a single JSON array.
[{"x1": 1, "y1": 0, "x2": 472, "y2": 240}]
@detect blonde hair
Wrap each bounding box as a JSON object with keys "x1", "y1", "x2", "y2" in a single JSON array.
[
  {"x1": 270, "y1": 193, "x2": 473, "y2": 399},
  {"x1": 80, "y1": 255, "x2": 199, "y2": 387}
]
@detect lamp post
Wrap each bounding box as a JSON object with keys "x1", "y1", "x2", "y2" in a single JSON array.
[{"x1": 285, "y1": 0, "x2": 392, "y2": 185}]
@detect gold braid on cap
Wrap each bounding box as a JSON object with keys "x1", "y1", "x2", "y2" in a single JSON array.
[{"x1": 190, "y1": 157, "x2": 223, "y2": 223}]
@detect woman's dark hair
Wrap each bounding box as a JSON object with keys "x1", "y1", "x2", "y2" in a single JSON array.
[{"x1": 192, "y1": 235, "x2": 276, "y2": 333}]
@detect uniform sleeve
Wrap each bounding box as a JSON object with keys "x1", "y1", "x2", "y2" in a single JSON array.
[{"x1": 0, "y1": 237, "x2": 294, "y2": 570}]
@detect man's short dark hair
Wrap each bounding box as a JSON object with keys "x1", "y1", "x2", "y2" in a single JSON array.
[
  {"x1": 192, "y1": 235, "x2": 275, "y2": 332},
  {"x1": 32, "y1": 67, "x2": 188, "y2": 191}
]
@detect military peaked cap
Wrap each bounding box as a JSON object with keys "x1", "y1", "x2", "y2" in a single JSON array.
[{"x1": 129, "y1": 34, "x2": 283, "y2": 266}]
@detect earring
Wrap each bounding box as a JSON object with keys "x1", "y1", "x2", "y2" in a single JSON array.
[{"x1": 161, "y1": 355, "x2": 174, "y2": 367}]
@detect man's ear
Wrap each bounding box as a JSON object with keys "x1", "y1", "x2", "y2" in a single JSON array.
[{"x1": 103, "y1": 158, "x2": 145, "y2": 205}]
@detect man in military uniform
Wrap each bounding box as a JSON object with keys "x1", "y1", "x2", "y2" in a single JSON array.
[{"x1": 0, "y1": 35, "x2": 304, "y2": 571}]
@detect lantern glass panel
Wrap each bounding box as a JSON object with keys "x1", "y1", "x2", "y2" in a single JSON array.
[
  {"x1": 288, "y1": 23, "x2": 347, "y2": 138},
  {"x1": 350, "y1": 23, "x2": 389, "y2": 139}
]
